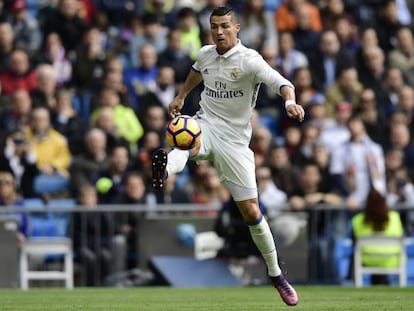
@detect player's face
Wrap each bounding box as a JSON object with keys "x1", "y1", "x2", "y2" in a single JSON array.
[{"x1": 210, "y1": 14, "x2": 240, "y2": 54}]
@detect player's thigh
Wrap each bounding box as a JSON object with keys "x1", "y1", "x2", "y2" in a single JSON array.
[{"x1": 214, "y1": 141, "x2": 257, "y2": 190}]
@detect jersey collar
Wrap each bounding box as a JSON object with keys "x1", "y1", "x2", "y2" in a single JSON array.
[{"x1": 216, "y1": 40, "x2": 242, "y2": 58}]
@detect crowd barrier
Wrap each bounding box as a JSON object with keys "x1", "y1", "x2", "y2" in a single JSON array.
[{"x1": 0, "y1": 202, "x2": 412, "y2": 288}]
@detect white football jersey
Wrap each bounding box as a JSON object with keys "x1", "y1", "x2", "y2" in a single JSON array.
[{"x1": 193, "y1": 41, "x2": 293, "y2": 144}]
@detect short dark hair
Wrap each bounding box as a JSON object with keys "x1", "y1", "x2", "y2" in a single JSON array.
[{"x1": 210, "y1": 6, "x2": 238, "y2": 23}]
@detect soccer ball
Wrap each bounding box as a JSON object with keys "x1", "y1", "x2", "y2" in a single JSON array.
[{"x1": 165, "y1": 115, "x2": 201, "y2": 150}]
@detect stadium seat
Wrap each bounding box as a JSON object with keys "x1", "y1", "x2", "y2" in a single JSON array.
[
  {"x1": 19, "y1": 237, "x2": 73, "y2": 290},
  {"x1": 194, "y1": 231, "x2": 225, "y2": 260},
  {"x1": 19, "y1": 199, "x2": 75, "y2": 289},
  {"x1": 353, "y1": 236, "x2": 407, "y2": 287},
  {"x1": 406, "y1": 238, "x2": 414, "y2": 286}
]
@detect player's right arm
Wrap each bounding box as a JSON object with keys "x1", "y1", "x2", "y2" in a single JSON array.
[{"x1": 169, "y1": 69, "x2": 203, "y2": 118}]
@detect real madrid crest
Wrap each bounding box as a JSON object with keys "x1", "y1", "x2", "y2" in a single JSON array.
[{"x1": 230, "y1": 68, "x2": 238, "y2": 79}]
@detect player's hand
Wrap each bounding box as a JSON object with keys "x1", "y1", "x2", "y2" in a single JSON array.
[
  {"x1": 286, "y1": 103, "x2": 305, "y2": 122},
  {"x1": 168, "y1": 97, "x2": 185, "y2": 118}
]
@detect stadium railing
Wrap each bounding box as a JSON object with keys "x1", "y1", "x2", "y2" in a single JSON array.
[{"x1": 0, "y1": 202, "x2": 412, "y2": 288}]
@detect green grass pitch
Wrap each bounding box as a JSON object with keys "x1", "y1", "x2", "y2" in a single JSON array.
[{"x1": 0, "y1": 286, "x2": 413, "y2": 310}]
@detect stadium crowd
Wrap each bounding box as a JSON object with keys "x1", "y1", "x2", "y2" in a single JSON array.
[{"x1": 1, "y1": 0, "x2": 414, "y2": 284}]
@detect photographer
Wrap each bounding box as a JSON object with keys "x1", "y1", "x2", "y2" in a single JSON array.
[{"x1": 0, "y1": 129, "x2": 38, "y2": 197}]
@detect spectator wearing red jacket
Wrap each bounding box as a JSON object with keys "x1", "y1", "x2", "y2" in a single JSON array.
[{"x1": 0, "y1": 49, "x2": 36, "y2": 95}]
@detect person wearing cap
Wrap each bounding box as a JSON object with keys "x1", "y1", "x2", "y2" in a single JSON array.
[{"x1": 7, "y1": 0, "x2": 41, "y2": 57}]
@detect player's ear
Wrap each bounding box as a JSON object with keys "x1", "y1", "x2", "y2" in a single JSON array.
[{"x1": 235, "y1": 23, "x2": 240, "y2": 33}]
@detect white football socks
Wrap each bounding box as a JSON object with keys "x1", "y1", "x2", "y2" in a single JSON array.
[
  {"x1": 166, "y1": 148, "x2": 190, "y2": 176},
  {"x1": 248, "y1": 216, "x2": 282, "y2": 277}
]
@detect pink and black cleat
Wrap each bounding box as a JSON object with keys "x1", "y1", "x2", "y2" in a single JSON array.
[
  {"x1": 151, "y1": 149, "x2": 168, "y2": 189},
  {"x1": 270, "y1": 274, "x2": 299, "y2": 306}
]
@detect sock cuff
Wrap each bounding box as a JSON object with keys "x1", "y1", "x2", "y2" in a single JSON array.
[{"x1": 246, "y1": 214, "x2": 263, "y2": 226}]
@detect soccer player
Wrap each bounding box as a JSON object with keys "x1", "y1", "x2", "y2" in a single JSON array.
[{"x1": 152, "y1": 6, "x2": 304, "y2": 306}]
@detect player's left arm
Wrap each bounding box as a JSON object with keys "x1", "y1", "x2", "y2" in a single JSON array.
[{"x1": 248, "y1": 53, "x2": 305, "y2": 122}]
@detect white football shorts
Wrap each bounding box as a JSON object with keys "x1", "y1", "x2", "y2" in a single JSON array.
[{"x1": 191, "y1": 119, "x2": 258, "y2": 201}]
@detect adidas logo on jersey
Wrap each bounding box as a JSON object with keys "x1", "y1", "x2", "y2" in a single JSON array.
[{"x1": 203, "y1": 69, "x2": 209, "y2": 74}]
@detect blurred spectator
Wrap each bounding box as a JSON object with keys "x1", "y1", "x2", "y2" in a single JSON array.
[
  {"x1": 311, "y1": 139, "x2": 334, "y2": 191},
  {"x1": 288, "y1": 161, "x2": 342, "y2": 280},
  {"x1": 0, "y1": 89, "x2": 32, "y2": 133},
  {"x1": 330, "y1": 114, "x2": 386, "y2": 210},
  {"x1": 374, "y1": 0, "x2": 403, "y2": 54},
  {"x1": 388, "y1": 26, "x2": 414, "y2": 87},
  {"x1": 198, "y1": 0, "x2": 227, "y2": 38},
  {"x1": 38, "y1": 32, "x2": 72, "y2": 86},
  {"x1": 133, "y1": 129, "x2": 162, "y2": 184},
  {"x1": 276, "y1": 32, "x2": 308, "y2": 80},
  {"x1": 355, "y1": 88, "x2": 388, "y2": 146},
  {"x1": 113, "y1": 171, "x2": 154, "y2": 269},
  {"x1": 256, "y1": 165, "x2": 287, "y2": 217},
  {"x1": 380, "y1": 67, "x2": 406, "y2": 117},
  {"x1": 0, "y1": 21, "x2": 15, "y2": 73},
  {"x1": 292, "y1": 4, "x2": 321, "y2": 59},
  {"x1": 137, "y1": 105, "x2": 167, "y2": 140},
  {"x1": 90, "y1": 106, "x2": 129, "y2": 152},
  {"x1": 324, "y1": 66, "x2": 363, "y2": 118},
  {"x1": 176, "y1": 7, "x2": 201, "y2": 61},
  {"x1": 387, "y1": 122, "x2": 414, "y2": 176},
  {"x1": 251, "y1": 125, "x2": 273, "y2": 167},
  {"x1": 215, "y1": 196, "x2": 265, "y2": 259},
  {"x1": 308, "y1": 30, "x2": 353, "y2": 92},
  {"x1": 351, "y1": 187, "x2": 404, "y2": 285},
  {"x1": 72, "y1": 184, "x2": 111, "y2": 286},
  {"x1": 51, "y1": 88, "x2": 86, "y2": 155},
  {"x1": 358, "y1": 45, "x2": 387, "y2": 95},
  {"x1": 0, "y1": 171, "x2": 28, "y2": 248},
  {"x1": 159, "y1": 173, "x2": 192, "y2": 203},
  {"x1": 157, "y1": 28, "x2": 193, "y2": 84},
  {"x1": 0, "y1": 49, "x2": 37, "y2": 96},
  {"x1": 96, "y1": 55, "x2": 131, "y2": 108},
  {"x1": 24, "y1": 106, "x2": 72, "y2": 197},
  {"x1": 333, "y1": 15, "x2": 359, "y2": 58},
  {"x1": 137, "y1": 65, "x2": 176, "y2": 118},
  {"x1": 289, "y1": 161, "x2": 342, "y2": 211},
  {"x1": 0, "y1": 130, "x2": 38, "y2": 197},
  {"x1": 290, "y1": 122, "x2": 319, "y2": 166},
  {"x1": 237, "y1": 0, "x2": 278, "y2": 51},
  {"x1": 355, "y1": 26, "x2": 379, "y2": 78},
  {"x1": 275, "y1": 0, "x2": 322, "y2": 33},
  {"x1": 319, "y1": 0, "x2": 347, "y2": 30},
  {"x1": 124, "y1": 43, "x2": 158, "y2": 109},
  {"x1": 7, "y1": 0, "x2": 41, "y2": 58},
  {"x1": 143, "y1": 0, "x2": 178, "y2": 28},
  {"x1": 70, "y1": 128, "x2": 109, "y2": 194},
  {"x1": 90, "y1": 88, "x2": 144, "y2": 154},
  {"x1": 191, "y1": 165, "x2": 230, "y2": 210},
  {"x1": 266, "y1": 144, "x2": 300, "y2": 195},
  {"x1": 387, "y1": 162, "x2": 414, "y2": 206},
  {"x1": 41, "y1": 0, "x2": 86, "y2": 54},
  {"x1": 72, "y1": 26, "x2": 106, "y2": 91},
  {"x1": 396, "y1": 86, "x2": 414, "y2": 126},
  {"x1": 129, "y1": 12, "x2": 167, "y2": 68},
  {"x1": 30, "y1": 63, "x2": 58, "y2": 110},
  {"x1": 255, "y1": 45, "x2": 283, "y2": 120},
  {"x1": 292, "y1": 67, "x2": 317, "y2": 109},
  {"x1": 305, "y1": 93, "x2": 335, "y2": 131},
  {"x1": 283, "y1": 125, "x2": 301, "y2": 157},
  {"x1": 94, "y1": 144, "x2": 131, "y2": 204}
]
